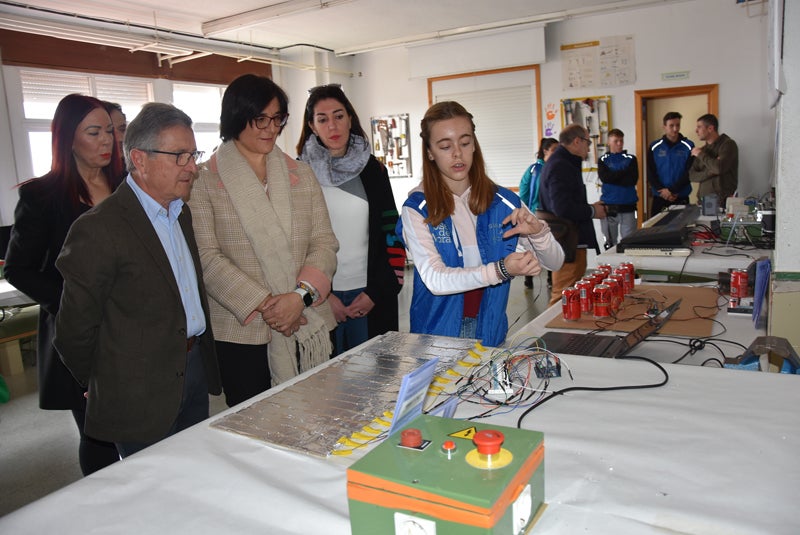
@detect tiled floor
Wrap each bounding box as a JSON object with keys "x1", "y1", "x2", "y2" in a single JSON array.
[{"x1": 0, "y1": 266, "x2": 552, "y2": 517}]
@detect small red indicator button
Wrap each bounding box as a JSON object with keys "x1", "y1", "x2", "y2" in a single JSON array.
[
  {"x1": 442, "y1": 440, "x2": 456, "y2": 452},
  {"x1": 400, "y1": 428, "x2": 423, "y2": 448},
  {"x1": 473, "y1": 429, "x2": 504, "y2": 455}
]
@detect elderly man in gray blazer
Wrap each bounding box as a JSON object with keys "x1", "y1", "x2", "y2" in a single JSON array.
[{"x1": 55, "y1": 103, "x2": 221, "y2": 458}]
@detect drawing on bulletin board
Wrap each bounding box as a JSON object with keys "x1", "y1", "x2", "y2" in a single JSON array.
[
  {"x1": 560, "y1": 96, "x2": 611, "y2": 171},
  {"x1": 561, "y1": 35, "x2": 636, "y2": 90},
  {"x1": 371, "y1": 114, "x2": 411, "y2": 178}
]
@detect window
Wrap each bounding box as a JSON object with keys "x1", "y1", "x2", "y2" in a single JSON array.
[
  {"x1": 430, "y1": 67, "x2": 541, "y2": 188},
  {"x1": 173, "y1": 83, "x2": 225, "y2": 157},
  {"x1": 18, "y1": 69, "x2": 153, "y2": 177}
]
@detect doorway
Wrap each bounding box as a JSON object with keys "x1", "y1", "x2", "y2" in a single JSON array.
[{"x1": 634, "y1": 84, "x2": 718, "y2": 223}]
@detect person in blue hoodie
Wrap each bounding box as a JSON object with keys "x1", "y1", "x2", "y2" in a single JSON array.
[
  {"x1": 647, "y1": 111, "x2": 694, "y2": 214},
  {"x1": 396, "y1": 101, "x2": 563, "y2": 347},
  {"x1": 598, "y1": 128, "x2": 638, "y2": 248}
]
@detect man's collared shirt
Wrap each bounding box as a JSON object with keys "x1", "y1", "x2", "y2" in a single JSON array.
[{"x1": 126, "y1": 175, "x2": 206, "y2": 338}]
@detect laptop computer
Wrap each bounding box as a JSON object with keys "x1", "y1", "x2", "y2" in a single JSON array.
[{"x1": 538, "y1": 299, "x2": 682, "y2": 358}]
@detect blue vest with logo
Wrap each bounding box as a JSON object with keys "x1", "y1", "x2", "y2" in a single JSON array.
[{"x1": 396, "y1": 186, "x2": 520, "y2": 346}]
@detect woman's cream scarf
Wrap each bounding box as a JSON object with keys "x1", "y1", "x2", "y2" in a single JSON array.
[{"x1": 214, "y1": 140, "x2": 331, "y2": 385}]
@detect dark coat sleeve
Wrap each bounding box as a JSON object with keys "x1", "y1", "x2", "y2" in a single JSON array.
[
  {"x1": 361, "y1": 157, "x2": 405, "y2": 336},
  {"x1": 646, "y1": 145, "x2": 665, "y2": 191},
  {"x1": 541, "y1": 159, "x2": 593, "y2": 224},
  {"x1": 4, "y1": 182, "x2": 78, "y2": 316}
]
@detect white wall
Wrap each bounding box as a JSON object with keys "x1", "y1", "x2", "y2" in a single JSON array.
[{"x1": 341, "y1": 0, "x2": 772, "y2": 208}]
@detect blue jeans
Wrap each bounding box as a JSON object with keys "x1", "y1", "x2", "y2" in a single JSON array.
[
  {"x1": 459, "y1": 316, "x2": 478, "y2": 339},
  {"x1": 331, "y1": 288, "x2": 369, "y2": 357}
]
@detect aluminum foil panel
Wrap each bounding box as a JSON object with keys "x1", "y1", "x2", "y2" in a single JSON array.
[{"x1": 210, "y1": 332, "x2": 478, "y2": 458}]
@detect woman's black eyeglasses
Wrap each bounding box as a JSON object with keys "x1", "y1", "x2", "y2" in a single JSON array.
[{"x1": 253, "y1": 113, "x2": 290, "y2": 129}]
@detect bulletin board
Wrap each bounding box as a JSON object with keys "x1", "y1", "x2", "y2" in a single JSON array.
[
  {"x1": 560, "y1": 95, "x2": 612, "y2": 171},
  {"x1": 370, "y1": 114, "x2": 412, "y2": 178}
]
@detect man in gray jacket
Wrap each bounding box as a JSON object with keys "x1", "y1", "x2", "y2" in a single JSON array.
[{"x1": 689, "y1": 113, "x2": 739, "y2": 202}]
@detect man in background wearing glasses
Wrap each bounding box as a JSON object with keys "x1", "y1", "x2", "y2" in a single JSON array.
[
  {"x1": 55, "y1": 102, "x2": 221, "y2": 458},
  {"x1": 538, "y1": 124, "x2": 607, "y2": 305}
]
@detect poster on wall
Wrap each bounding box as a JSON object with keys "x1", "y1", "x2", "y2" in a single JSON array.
[
  {"x1": 560, "y1": 95, "x2": 612, "y2": 171},
  {"x1": 561, "y1": 35, "x2": 636, "y2": 90},
  {"x1": 370, "y1": 114, "x2": 412, "y2": 178}
]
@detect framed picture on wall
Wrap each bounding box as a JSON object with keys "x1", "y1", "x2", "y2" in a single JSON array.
[
  {"x1": 560, "y1": 95, "x2": 612, "y2": 171},
  {"x1": 370, "y1": 114, "x2": 411, "y2": 178}
]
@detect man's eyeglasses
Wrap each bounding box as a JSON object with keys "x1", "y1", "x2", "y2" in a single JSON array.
[
  {"x1": 581, "y1": 137, "x2": 591, "y2": 144},
  {"x1": 145, "y1": 149, "x2": 204, "y2": 166},
  {"x1": 253, "y1": 113, "x2": 290, "y2": 129},
  {"x1": 307, "y1": 83, "x2": 342, "y2": 94}
]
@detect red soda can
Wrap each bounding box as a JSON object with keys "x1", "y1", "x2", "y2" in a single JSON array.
[
  {"x1": 593, "y1": 284, "x2": 612, "y2": 318},
  {"x1": 561, "y1": 286, "x2": 581, "y2": 321},
  {"x1": 597, "y1": 263, "x2": 613, "y2": 279},
  {"x1": 591, "y1": 270, "x2": 606, "y2": 286},
  {"x1": 602, "y1": 278, "x2": 622, "y2": 312},
  {"x1": 575, "y1": 279, "x2": 593, "y2": 315},
  {"x1": 614, "y1": 266, "x2": 633, "y2": 295},
  {"x1": 731, "y1": 269, "x2": 749, "y2": 299},
  {"x1": 619, "y1": 262, "x2": 635, "y2": 291}
]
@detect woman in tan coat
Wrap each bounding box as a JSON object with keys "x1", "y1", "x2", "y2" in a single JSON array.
[{"x1": 189, "y1": 74, "x2": 338, "y2": 407}]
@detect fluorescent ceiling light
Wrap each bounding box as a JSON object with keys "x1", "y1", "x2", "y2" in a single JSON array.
[{"x1": 202, "y1": 0, "x2": 354, "y2": 36}]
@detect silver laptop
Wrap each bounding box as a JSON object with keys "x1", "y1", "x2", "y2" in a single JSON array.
[{"x1": 539, "y1": 299, "x2": 682, "y2": 358}]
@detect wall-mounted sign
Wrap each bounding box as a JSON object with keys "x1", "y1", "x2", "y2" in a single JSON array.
[{"x1": 661, "y1": 71, "x2": 691, "y2": 81}]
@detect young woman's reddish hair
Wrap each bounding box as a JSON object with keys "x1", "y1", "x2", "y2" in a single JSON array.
[{"x1": 419, "y1": 101, "x2": 495, "y2": 227}]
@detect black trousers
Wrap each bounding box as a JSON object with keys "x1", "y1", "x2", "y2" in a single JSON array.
[{"x1": 215, "y1": 340, "x2": 271, "y2": 408}]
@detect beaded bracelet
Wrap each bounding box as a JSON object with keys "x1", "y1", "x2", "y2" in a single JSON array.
[{"x1": 496, "y1": 258, "x2": 513, "y2": 281}]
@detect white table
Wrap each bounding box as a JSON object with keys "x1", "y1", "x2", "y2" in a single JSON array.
[
  {"x1": 596, "y1": 212, "x2": 772, "y2": 282},
  {"x1": 2, "y1": 333, "x2": 797, "y2": 535},
  {"x1": 511, "y1": 283, "x2": 765, "y2": 367},
  {"x1": 595, "y1": 244, "x2": 771, "y2": 283}
]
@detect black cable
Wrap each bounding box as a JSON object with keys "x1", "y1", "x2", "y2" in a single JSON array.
[
  {"x1": 700, "y1": 357, "x2": 724, "y2": 367},
  {"x1": 516, "y1": 355, "x2": 669, "y2": 428}
]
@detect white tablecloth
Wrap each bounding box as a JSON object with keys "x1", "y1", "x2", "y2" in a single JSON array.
[{"x1": 2, "y1": 335, "x2": 797, "y2": 534}]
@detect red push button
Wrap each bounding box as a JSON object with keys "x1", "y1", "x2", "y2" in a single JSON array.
[
  {"x1": 400, "y1": 428, "x2": 423, "y2": 448},
  {"x1": 473, "y1": 429, "x2": 504, "y2": 455},
  {"x1": 442, "y1": 440, "x2": 456, "y2": 452}
]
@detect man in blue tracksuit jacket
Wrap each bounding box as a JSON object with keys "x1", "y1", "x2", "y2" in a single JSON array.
[
  {"x1": 647, "y1": 111, "x2": 694, "y2": 214},
  {"x1": 598, "y1": 128, "x2": 638, "y2": 247}
]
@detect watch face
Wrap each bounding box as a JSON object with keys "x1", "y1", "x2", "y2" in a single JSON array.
[{"x1": 302, "y1": 291, "x2": 313, "y2": 307}]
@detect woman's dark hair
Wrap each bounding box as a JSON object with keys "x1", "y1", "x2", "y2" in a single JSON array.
[
  {"x1": 295, "y1": 84, "x2": 367, "y2": 156},
  {"x1": 220, "y1": 74, "x2": 289, "y2": 142},
  {"x1": 44, "y1": 93, "x2": 123, "y2": 208},
  {"x1": 419, "y1": 101, "x2": 494, "y2": 227},
  {"x1": 536, "y1": 138, "x2": 558, "y2": 160}
]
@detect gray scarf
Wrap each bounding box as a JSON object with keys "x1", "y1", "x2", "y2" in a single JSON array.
[{"x1": 300, "y1": 133, "x2": 371, "y2": 187}]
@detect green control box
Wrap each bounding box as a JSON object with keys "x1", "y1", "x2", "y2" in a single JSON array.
[{"x1": 347, "y1": 414, "x2": 545, "y2": 535}]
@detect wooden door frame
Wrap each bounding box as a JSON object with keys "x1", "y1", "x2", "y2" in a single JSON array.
[{"x1": 634, "y1": 84, "x2": 718, "y2": 224}]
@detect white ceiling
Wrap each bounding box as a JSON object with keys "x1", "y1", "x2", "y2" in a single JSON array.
[{"x1": 1, "y1": 0, "x2": 686, "y2": 58}]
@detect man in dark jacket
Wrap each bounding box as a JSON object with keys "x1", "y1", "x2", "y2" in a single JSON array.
[
  {"x1": 539, "y1": 124, "x2": 607, "y2": 305},
  {"x1": 55, "y1": 103, "x2": 222, "y2": 458}
]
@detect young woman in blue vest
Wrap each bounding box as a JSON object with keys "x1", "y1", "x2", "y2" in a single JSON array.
[{"x1": 397, "y1": 101, "x2": 564, "y2": 346}]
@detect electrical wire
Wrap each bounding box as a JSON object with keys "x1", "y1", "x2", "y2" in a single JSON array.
[{"x1": 515, "y1": 355, "x2": 669, "y2": 428}]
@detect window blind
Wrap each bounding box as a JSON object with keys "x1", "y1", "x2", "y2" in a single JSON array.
[{"x1": 435, "y1": 85, "x2": 534, "y2": 188}]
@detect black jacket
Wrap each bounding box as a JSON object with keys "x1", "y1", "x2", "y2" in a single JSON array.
[{"x1": 538, "y1": 145, "x2": 600, "y2": 254}]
